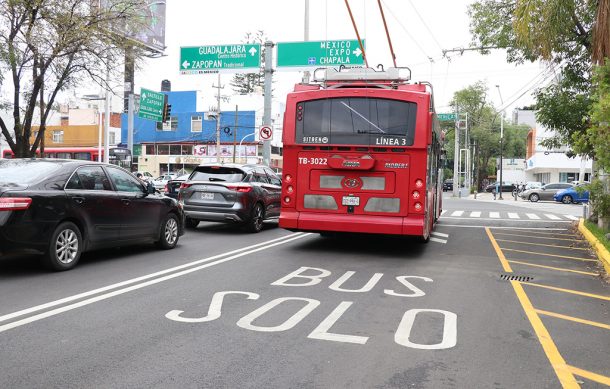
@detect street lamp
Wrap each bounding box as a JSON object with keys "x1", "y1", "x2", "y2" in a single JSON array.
[
  {"x1": 239, "y1": 133, "x2": 255, "y2": 163},
  {"x1": 496, "y1": 85, "x2": 504, "y2": 200}
]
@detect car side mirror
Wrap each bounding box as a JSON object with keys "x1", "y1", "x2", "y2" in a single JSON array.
[{"x1": 146, "y1": 183, "x2": 156, "y2": 194}]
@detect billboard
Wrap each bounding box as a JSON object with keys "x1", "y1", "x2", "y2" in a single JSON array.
[{"x1": 99, "y1": 0, "x2": 166, "y2": 53}]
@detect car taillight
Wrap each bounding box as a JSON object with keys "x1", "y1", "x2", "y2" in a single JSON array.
[
  {"x1": 164, "y1": 184, "x2": 169, "y2": 193},
  {"x1": 0, "y1": 197, "x2": 32, "y2": 211},
  {"x1": 179, "y1": 183, "x2": 192, "y2": 189},
  {"x1": 227, "y1": 185, "x2": 252, "y2": 193}
]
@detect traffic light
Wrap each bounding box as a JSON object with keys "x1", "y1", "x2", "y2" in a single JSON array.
[
  {"x1": 162, "y1": 103, "x2": 172, "y2": 122},
  {"x1": 161, "y1": 94, "x2": 171, "y2": 123}
]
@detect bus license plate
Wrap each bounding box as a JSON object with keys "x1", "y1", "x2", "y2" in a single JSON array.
[
  {"x1": 200, "y1": 192, "x2": 214, "y2": 200},
  {"x1": 342, "y1": 196, "x2": 359, "y2": 206}
]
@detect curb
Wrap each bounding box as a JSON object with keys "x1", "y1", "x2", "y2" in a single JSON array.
[{"x1": 578, "y1": 219, "x2": 610, "y2": 274}]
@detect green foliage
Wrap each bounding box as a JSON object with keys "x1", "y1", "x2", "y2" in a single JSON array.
[
  {"x1": 586, "y1": 59, "x2": 610, "y2": 171},
  {"x1": 231, "y1": 31, "x2": 268, "y2": 95},
  {"x1": 587, "y1": 179, "x2": 610, "y2": 219}
]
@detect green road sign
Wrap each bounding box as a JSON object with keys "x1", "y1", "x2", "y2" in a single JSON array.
[
  {"x1": 437, "y1": 113, "x2": 457, "y2": 121},
  {"x1": 276, "y1": 40, "x2": 365, "y2": 68},
  {"x1": 180, "y1": 44, "x2": 261, "y2": 74},
  {"x1": 138, "y1": 88, "x2": 165, "y2": 121}
]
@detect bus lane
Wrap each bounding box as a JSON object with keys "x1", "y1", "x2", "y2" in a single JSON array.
[{"x1": 486, "y1": 226, "x2": 610, "y2": 388}]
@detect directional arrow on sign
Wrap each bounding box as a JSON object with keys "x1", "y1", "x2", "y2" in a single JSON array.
[
  {"x1": 182, "y1": 60, "x2": 190, "y2": 69},
  {"x1": 141, "y1": 92, "x2": 147, "y2": 99},
  {"x1": 354, "y1": 47, "x2": 362, "y2": 57},
  {"x1": 249, "y1": 47, "x2": 258, "y2": 56}
]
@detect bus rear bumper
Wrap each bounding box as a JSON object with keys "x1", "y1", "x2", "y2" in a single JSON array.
[{"x1": 280, "y1": 211, "x2": 424, "y2": 236}]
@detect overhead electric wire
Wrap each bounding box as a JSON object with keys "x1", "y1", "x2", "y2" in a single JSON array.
[
  {"x1": 405, "y1": 0, "x2": 444, "y2": 52},
  {"x1": 380, "y1": 0, "x2": 434, "y2": 63}
]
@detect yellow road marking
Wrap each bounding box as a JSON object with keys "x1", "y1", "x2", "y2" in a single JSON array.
[
  {"x1": 507, "y1": 260, "x2": 599, "y2": 276},
  {"x1": 486, "y1": 228, "x2": 579, "y2": 388},
  {"x1": 493, "y1": 229, "x2": 579, "y2": 238},
  {"x1": 493, "y1": 232, "x2": 585, "y2": 242},
  {"x1": 521, "y1": 282, "x2": 610, "y2": 302},
  {"x1": 535, "y1": 309, "x2": 610, "y2": 330},
  {"x1": 496, "y1": 239, "x2": 589, "y2": 251},
  {"x1": 501, "y1": 248, "x2": 598, "y2": 262},
  {"x1": 566, "y1": 365, "x2": 610, "y2": 386}
]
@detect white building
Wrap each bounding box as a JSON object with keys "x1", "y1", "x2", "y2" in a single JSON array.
[{"x1": 515, "y1": 109, "x2": 591, "y2": 184}]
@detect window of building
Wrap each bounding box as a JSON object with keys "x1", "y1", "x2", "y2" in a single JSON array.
[
  {"x1": 156, "y1": 117, "x2": 178, "y2": 131},
  {"x1": 157, "y1": 144, "x2": 169, "y2": 155},
  {"x1": 191, "y1": 116, "x2": 202, "y2": 132},
  {"x1": 170, "y1": 145, "x2": 181, "y2": 155},
  {"x1": 109, "y1": 132, "x2": 116, "y2": 145},
  {"x1": 181, "y1": 145, "x2": 193, "y2": 155},
  {"x1": 146, "y1": 144, "x2": 155, "y2": 155},
  {"x1": 52, "y1": 130, "x2": 64, "y2": 143}
]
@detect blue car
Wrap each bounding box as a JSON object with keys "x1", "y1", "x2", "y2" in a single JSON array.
[{"x1": 553, "y1": 185, "x2": 589, "y2": 204}]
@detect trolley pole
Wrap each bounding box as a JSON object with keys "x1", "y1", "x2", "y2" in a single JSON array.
[{"x1": 262, "y1": 41, "x2": 274, "y2": 167}]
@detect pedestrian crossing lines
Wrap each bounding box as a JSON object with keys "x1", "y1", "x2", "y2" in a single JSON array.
[{"x1": 440, "y1": 210, "x2": 578, "y2": 221}]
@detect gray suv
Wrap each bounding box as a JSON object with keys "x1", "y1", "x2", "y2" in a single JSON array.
[
  {"x1": 180, "y1": 164, "x2": 281, "y2": 232},
  {"x1": 520, "y1": 182, "x2": 573, "y2": 202}
]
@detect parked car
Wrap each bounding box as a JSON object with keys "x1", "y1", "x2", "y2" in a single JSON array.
[
  {"x1": 180, "y1": 163, "x2": 281, "y2": 232},
  {"x1": 442, "y1": 179, "x2": 453, "y2": 191},
  {"x1": 554, "y1": 184, "x2": 589, "y2": 204},
  {"x1": 484, "y1": 182, "x2": 516, "y2": 193},
  {"x1": 152, "y1": 173, "x2": 178, "y2": 190},
  {"x1": 0, "y1": 159, "x2": 184, "y2": 271},
  {"x1": 164, "y1": 174, "x2": 190, "y2": 199},
  {"x1": 133, "y1": 171, "x2": 153, "y2": 182},
  {"x1": 519, "y1": 182, "x2": 573, "y2": 202}
]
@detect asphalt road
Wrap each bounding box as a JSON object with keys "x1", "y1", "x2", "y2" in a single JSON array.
[{"x1": 0, "y1": 195, "x2": 608, "y2": 388}]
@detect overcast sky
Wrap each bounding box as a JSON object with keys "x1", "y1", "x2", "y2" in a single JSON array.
[{"x1": 114, "y1": 1, "x2": 551, "y2": 114}]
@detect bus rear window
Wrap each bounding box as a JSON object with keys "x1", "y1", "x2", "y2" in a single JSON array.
[
  {"x1": 189, "y1": 166, "x2": 246, "y2": 183},
  {"x1": 296, "y1": 98, "x2": 417, "y2": 146}
]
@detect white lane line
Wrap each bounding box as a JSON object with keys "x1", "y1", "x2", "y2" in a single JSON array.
[
  {"x1": 441, "y1": 210, "x2": 447, "y2": 215},
  {"x1": 545, "y1": 214, "x2": 561, "y2": 220},
  {"x1": 564, "y1": 215, "x2": 579, "y2": 221},
  {"x1": 439, "y1": 217, "x2": 571, "y2": 223},
  {"x1": 489, "y1": 212, "x2": 500, "y2": 218},
  {"x1": 526, "y1": 213, "x2": 541, "y2": 220},
  {"x1": 439, "y1": 224, "x2": 569, "y2": 230},
  {"x1": 0, "y1": 233, "x2": 306, "y2": 325},
  {"x1": 451, "y1": 211, "x2": 464, "y2": 217},
  {"x1": 0, "y1": 233, "x2": 312, "y2": 334},
  {"x1": 430, "y1": 237, "x2": 447, "y2": 244},
  {"x1": 431, "y1": 231, "x2": 449, "y2": 238},
  {"x1": 469, "y1": 211, "x2": 481, "y2": 218},
  {"x1": 508, "y1": 213, "x2": 520, "y2": 219}
]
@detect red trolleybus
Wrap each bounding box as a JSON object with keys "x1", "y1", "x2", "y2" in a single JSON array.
[{"x1": 279, "y1": 67, "x2": 443, "y2": 240}]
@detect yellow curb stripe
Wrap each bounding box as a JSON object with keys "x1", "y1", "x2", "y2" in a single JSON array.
[
  {"x1": 566, "y1": 365, "x2": 610, "y2": 386},
  {"x1": 507, "y1": 260, "x2": 599, "y2": 276},
  {"x1": 496, "y1": 239, "x2": 589, "y2": 251},
  {"x1": 535, "y1": 309, "x2": 610, "y2": 330},
  {"x1": 493, "y1": 232, "x2": 585, "y2": 242},
  {"x1": 494, "y1": 229, "x2": 579, "y2": 237},
  {"x1": 520, "y1": 282, "x2": 610, "y2": 302},
  {"x1": 486, "y1": 228, "x2": 579, "y2": 388},
  {"x1": 501, "y1": 248, "x2": 598, "y2": 262},
  {"x1": 578, "y1": 219, "x2": 610, "y2": 274}
]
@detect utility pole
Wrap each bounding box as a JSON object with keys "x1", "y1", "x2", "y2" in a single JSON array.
[
  {"x1": 212, "y1": 73, "x2": 223, "y2": 163},
  {"x1": 262, "y1": 41, "x2": 274, "y2": 167},
  {"x1": 496, "y1": 85, "x2": 504, "y2": 200},
  {"x1": 233, "y1": 105, "x2": 238, "y2": 163},
  {"x1": 104, "y1": 62, "x2": 111, "y2": 164},
  {"x1": 452, "y1": 108, "x2": 460, "y2": 197},
  {"x1": 127, "y1": 93, "x2": 134, "y2": 156}
]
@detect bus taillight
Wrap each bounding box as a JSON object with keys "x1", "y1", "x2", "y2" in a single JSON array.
[
  {"x1": 284, "y1": 174, "x2": 293, "y2": 183},
  {"x1": 415, "y1": 179, "x2": 424, "y2": 188},
  {"x1": 284, "y1": 196, "x2": 292, "y2": 204},
  {"x1": 414, "y1": 202, "x2": 422, "y2": 211},
  {"x1": 286, "y1": 185, "x2": 294, "y2": 194},
  {"x1": 412, "y1": 191, "x2": 420, "y2": 200}
]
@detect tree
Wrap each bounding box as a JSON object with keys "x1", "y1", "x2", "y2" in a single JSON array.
[
  {"x1": 230, "y1": 30, "x2": 269, "y2": 95},
  {"x1": 468, "y1": 0, "x2": 598, "y2": 153},
  {"x1": 0, "y1": 0, "x2": 149, "y2": 158}
]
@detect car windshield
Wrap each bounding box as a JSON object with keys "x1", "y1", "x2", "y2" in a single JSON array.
[
  {"x1": 189, "y1": 166, "x2": 246, "y2": 182},
  {"x1": 0, "y1": 160, "x2": 64, "y2": 185}
]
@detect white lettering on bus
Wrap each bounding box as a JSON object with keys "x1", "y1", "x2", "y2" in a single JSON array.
[{"x1": 375, "y1": 137, "x2": 407, "y2": 146}]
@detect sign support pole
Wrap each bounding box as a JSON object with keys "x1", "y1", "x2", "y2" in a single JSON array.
[
  {"x1": 213, "y1": 73, "x2": 223, "y2": 163},
  {"x1": 453, "y1": 108, "x2": 460, "y2": 198},
  {"x1": 262, "y1": 41, "x2": 274, "y2": 167},
  {"x1": 233, "y1": 105, "x2": 238, "y2": 163},
  {"x1": 127, "y1": 93, "x2": 134, "y2": 156}
]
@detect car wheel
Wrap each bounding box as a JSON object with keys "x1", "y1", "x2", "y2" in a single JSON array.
[
  {"x1": 246, "y1": 203, "x2": 264, "y2": 233},
  {"x1": 529, "y1": 193, "x2": 540, "y2": 202},
  {"x1": 42, "y1": 222, "x2": 82, "y2": 271},
  {"x1": 157, "y1": 213, "x2": 180, "y2": 249},
  {"x1": 562, "y1": 195, "x2": 573, "y2": 204},
  {"x1": 185, "y1": 217, "x2": 199, "y2": 229}
]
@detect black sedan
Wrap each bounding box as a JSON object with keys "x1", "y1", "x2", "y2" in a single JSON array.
[
  {"x1": 0, "y1": 159, "x2": 184, "y2": 271},
  {"x1": 484, "y1": 182, "x2": 516, "y2": 193},
  {"x1": 180, "y1": 164, "x2": 281, "y2": 232}
]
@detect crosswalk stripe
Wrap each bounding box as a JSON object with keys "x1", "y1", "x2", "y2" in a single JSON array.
[
  {"x1": 526, "y1": 213, "x2": 540, "y2": 220},
  {"x1": 564, "y1": 215, "x2": 579, "y2": 221},
  {"x1": 451, "y1": 211, "x2": 463, "y2": 217},
  {"x1": 441, "y1": 210, "x2": 447, "y2": 215},
  {"x1": 489, "y1": 212, "x2": 500, "y2": 218},
  {"x1": 545, "y1": 214, "x2": 561, "y2": 220},
  {"x1": 431, "y1": 231, "x2": 449, "y2": 238},
  {"x1": 430, "y1": 237, "x2": 447, "y2": 244},
  {"x1": 508, "y1": 213, "x2": 519, "y2": 219},
  {"x1": 470, "y1": 211, "x2": 481, "y2": 218}
]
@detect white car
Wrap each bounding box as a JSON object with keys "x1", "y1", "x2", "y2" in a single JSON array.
[
  {"x1": 133, "y1": 171, "x2": 153, "y2": 182},
  {"x1": 152, "y1": 173, "x2": 178, "y2": 190}
]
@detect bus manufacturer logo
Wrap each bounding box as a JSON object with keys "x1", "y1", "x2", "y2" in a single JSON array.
[
  {"x1": 342, "y1": 161, "x2": 360, "y2": 167},
  {"x1": 385, "y1": 162, "x2": 408, "y2": 169},
  {"x1": 302, "y1": 136, "x2": 329, "y2": 144},
  {"x1": 342, "y1": 177, "x2": 362, "y2": 189}
]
